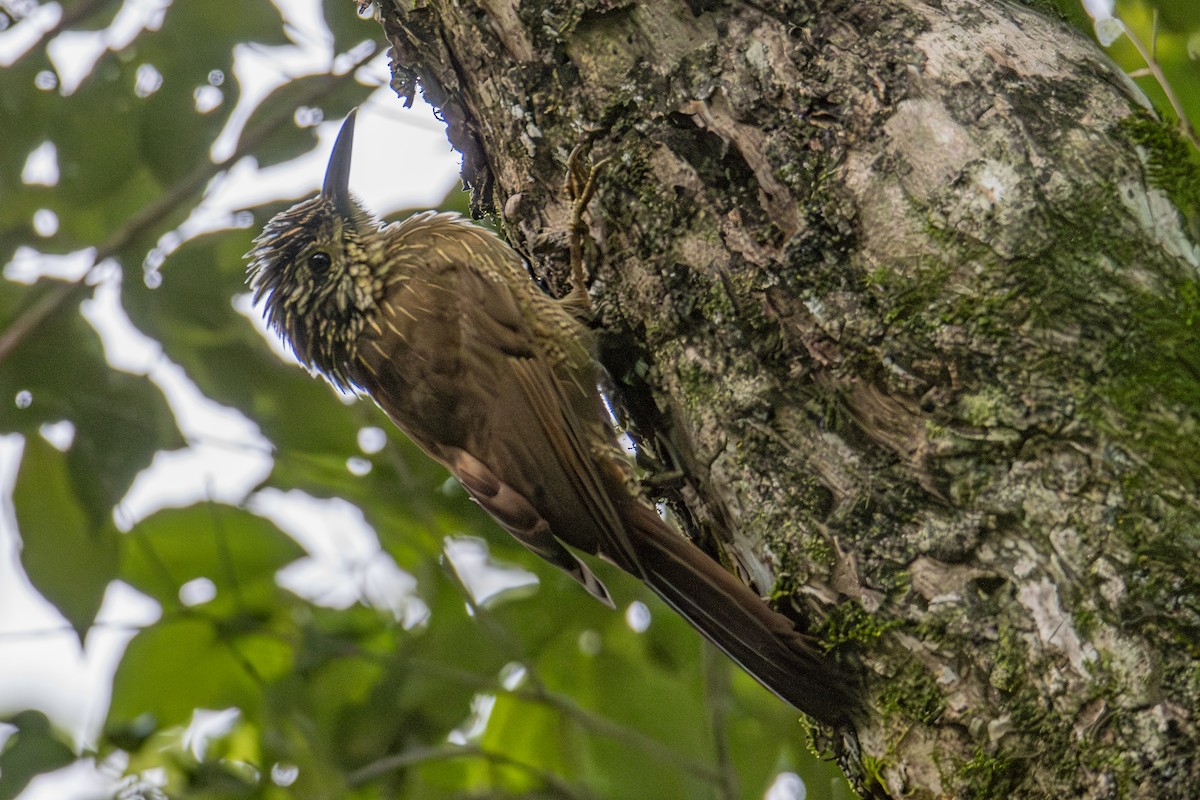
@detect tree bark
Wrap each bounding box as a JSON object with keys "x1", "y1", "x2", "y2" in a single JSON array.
[{"x1": 373, "y1": 0, "x2": 1200, "y2": 796}]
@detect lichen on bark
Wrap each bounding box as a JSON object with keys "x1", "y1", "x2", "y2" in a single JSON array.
[{"x1": 373, "y1": 0, "x2": 1199, "y2": 796}]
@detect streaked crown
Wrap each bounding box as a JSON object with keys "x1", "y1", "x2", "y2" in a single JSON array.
[{"x1": 246, "y1": 109, "x2": 382, "y2": 391}]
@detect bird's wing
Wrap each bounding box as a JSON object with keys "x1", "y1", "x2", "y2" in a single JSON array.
[
  {"x1": 506, "y1": 356, "x2": 643, "y2": 577},
  {"x1": 453, "y1": 263, "x2": 646, "y2": 582},
  {"x1": 443, "y1": 444, "x2": 615, "y2": 607},
  {"x1": 352, "y1": 255, "x2": 620, "y2": 606}
]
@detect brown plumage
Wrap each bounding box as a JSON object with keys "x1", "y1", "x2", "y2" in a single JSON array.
[{"x1": 246, "y1": 109, "x2": 861, "y2": 726}]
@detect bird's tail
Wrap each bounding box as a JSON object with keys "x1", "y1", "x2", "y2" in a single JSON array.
[{"x1": 623, "y1": 502, "x2": 862, "y2": 726}]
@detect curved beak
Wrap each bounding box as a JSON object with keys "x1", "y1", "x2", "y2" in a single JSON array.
[{"x1": 322, "y1": 108, "x2": 358, "y2": 217}]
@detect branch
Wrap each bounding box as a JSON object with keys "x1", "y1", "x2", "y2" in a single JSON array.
[
  {"x1": 345, "y1": 743, "x2": 596, "y2": 798},
  {"x1": 703, "y1": 643, "x2": 740, "y2": 800}
]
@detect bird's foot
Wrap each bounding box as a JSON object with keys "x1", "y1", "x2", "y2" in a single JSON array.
[{"x1": 562, "y1": 144, "x2": 609, "y2": 316}]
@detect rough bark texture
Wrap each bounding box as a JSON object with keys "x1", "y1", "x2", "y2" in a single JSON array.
[{"x1": 373, "y1": 0, "x2": 1200, "y2": 797}]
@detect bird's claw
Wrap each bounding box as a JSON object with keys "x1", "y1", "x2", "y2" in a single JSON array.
[
  {"x1": 563, "y1": 145, "x2": 609, "y2": 315},
  {"x1": 565, "y1": 144, "x2": 609, "y2": 218}
]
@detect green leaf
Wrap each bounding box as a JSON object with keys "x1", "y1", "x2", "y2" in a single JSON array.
[
  {"x1": 120, "y1": 504, "x2": 304, "y2": 613},
  {"x1": 12, "y1": 436, "x2": 118, "y2": 639},
  {"x1": 0, "y1": 711, "x2": 76, "y2": 800},
  {"x1": 0, "y1": 60, "x2": 165, "y2": 258},
  {"x1": 109, "y1": 507, "x2": 305, "y2": 736},
  {"x1": 0, "y1": 49, "x2": 57, "y2": 263},
  {"x1": 106, "y1": 617, "x2": 283, "y2": 732},
  {"x1": 130, "y1": 1, "x2": 287, "y2": 187},
  {"x1": 0, "y1": 281, "x2": 183, "y2": 523}
]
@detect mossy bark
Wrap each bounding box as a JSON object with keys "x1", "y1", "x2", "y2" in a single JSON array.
[{"x1": 373, "y1": 0, "x2": 1200, "y2": 796}]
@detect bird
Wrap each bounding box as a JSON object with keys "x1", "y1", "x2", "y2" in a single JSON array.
[{"x1": 246, "y1": 109, "x2": 861, "y2": 726}]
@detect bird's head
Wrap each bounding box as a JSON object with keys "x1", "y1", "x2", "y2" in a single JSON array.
[{"x1": 246, "y1": 109, "x2": 383, "y2": 390}]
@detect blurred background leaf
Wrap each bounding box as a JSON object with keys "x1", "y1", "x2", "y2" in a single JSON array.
[{"x1": 12, "y1": 436, "x2": 118, "y2": 639}]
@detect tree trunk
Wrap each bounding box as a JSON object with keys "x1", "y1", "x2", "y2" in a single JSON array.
[{"x1": 373, "y1": 0, "x2": 1200, "y2": 796}]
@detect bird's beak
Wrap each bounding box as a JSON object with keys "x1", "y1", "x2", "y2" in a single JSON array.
[{"x1": 322, "y1": 108, "x2": 358, "y2": 217}]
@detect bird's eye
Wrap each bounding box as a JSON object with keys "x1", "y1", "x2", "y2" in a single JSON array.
[{"x1": 308, "y1": 251, "x2": 332, "y2": 276}]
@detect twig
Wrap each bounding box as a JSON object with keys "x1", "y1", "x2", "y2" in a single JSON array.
[
  {"x1": 520, "y1": 679, "x2": 726, "y2": 783},
  {"x1": 704, "y1": 642, "x2": 740, "y2": 800},
  {"x1": 1119, "y1": 12, "x2": 1199, "y2": 149},
  {"x1": 396, "y1": 655, "x2": 726, "y2": 782},
  {"x1": 345, "y1": 742, "x2": 595, "y2": 798},
  {"x1": 0, "y1": 281, "x2": 85, "y2": 366}
]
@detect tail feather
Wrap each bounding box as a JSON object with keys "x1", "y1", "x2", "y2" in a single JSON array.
[{"x1": 625, "y1": 503, "x2": 861, "y2": 726}]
